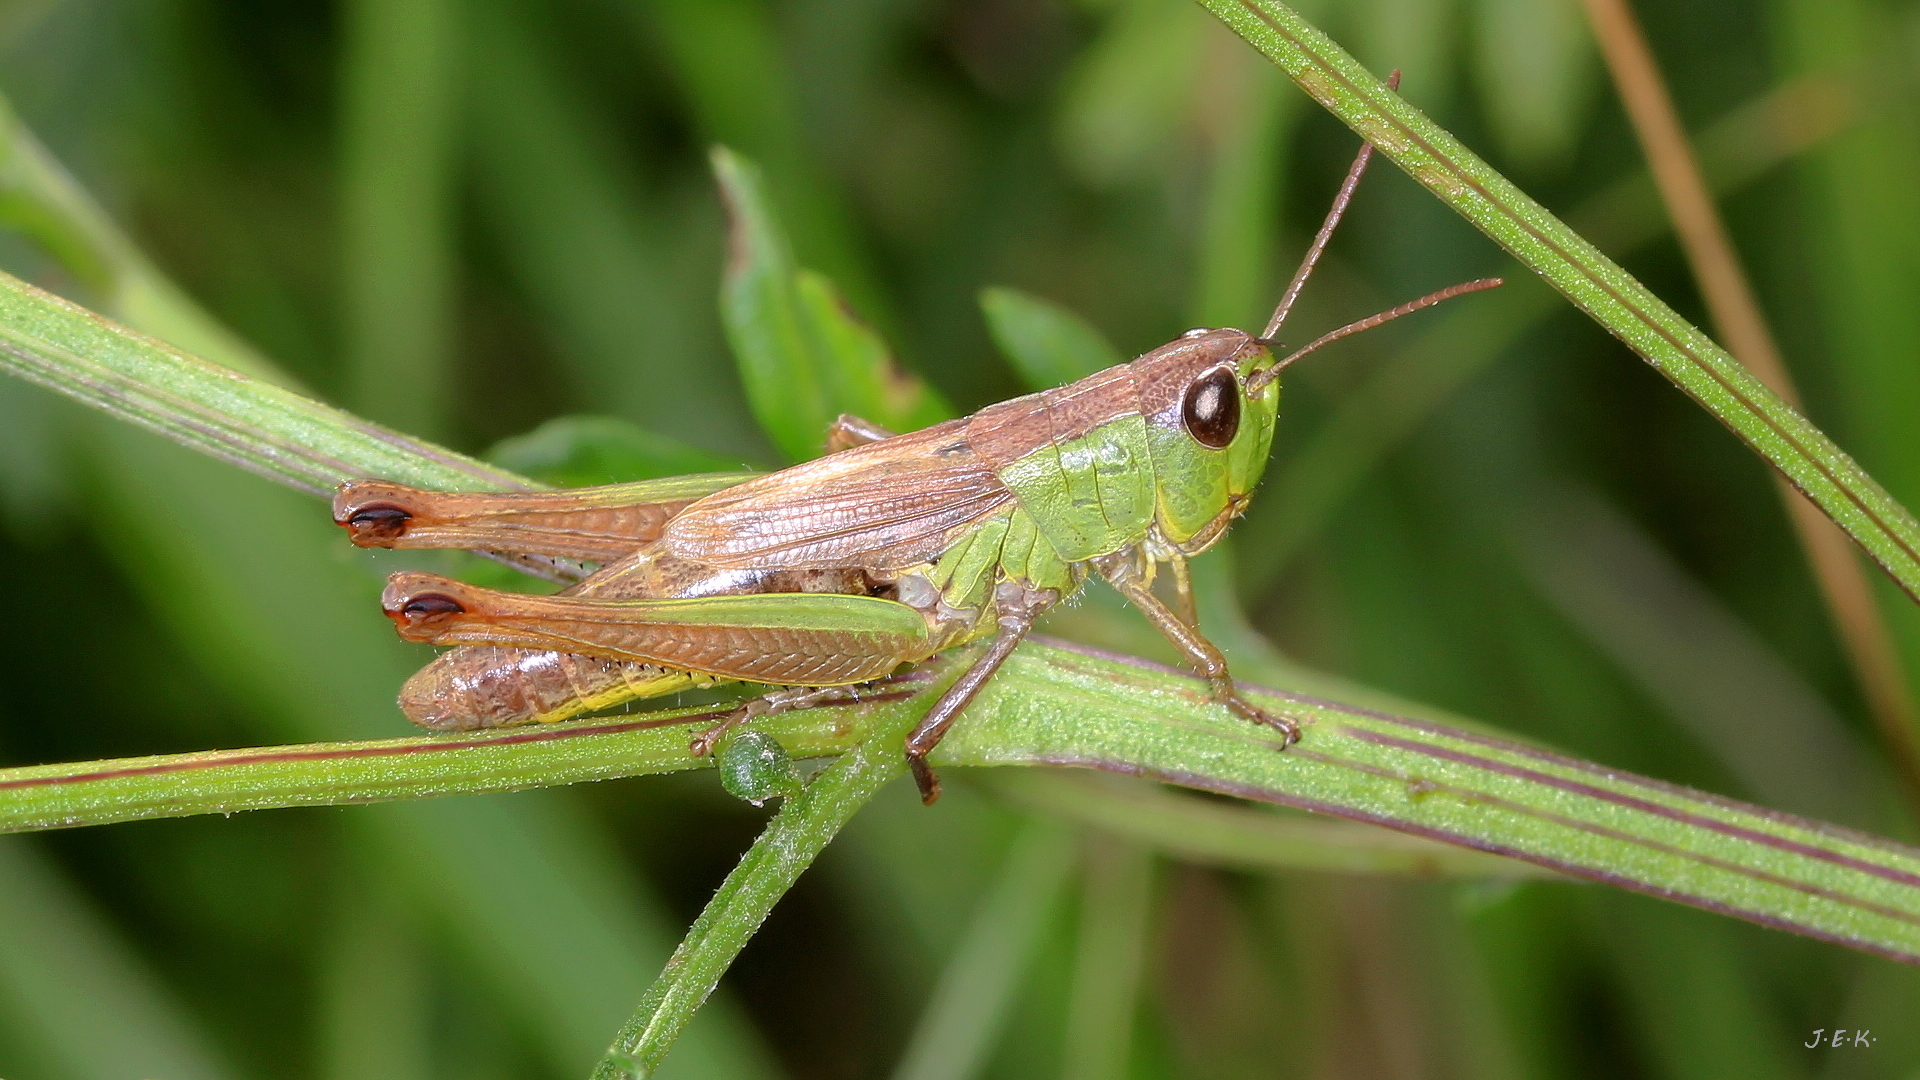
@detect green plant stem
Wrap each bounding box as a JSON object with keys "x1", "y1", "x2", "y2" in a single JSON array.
[
  {"x1": 0, "y1": 703, "x2": 856, "y2": 832},
  {"x1": 7, "y1": 640, "x2": 1920, "y2": 965},
  {"x1": 981, "y1": 770, "x2": 1548, "y2": 878},
  {"x1": 1239, "y1": 68, "x2": 1855, "y2": 595},
  {"x1": 1578, "y1": 0, "x2": 1920, "y2": 817},
  {"x1": 1196, "y1": 0, "x2": 1920, "y2": 604},
  {"x1": 587, "y1": 681, "x2": 941, "y2": 1080},
  {"x1": 0, "y1": 269, "x2": 520, "y2": 496}
]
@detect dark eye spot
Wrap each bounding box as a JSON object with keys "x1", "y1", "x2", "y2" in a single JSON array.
[
  {"x1": 402, "y1": 594, "x2": 466, "y2": 618},
  {"x1": 1182, "y1": 367, "x2": 1241, "y2": 449},
  {"x1": 345, "y1": 503, "x2": 413, "y2": 541}
]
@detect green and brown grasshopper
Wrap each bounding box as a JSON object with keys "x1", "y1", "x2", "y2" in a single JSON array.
[{"x1": 332, "y1": 138, "x2": 1498, "y2": 803}]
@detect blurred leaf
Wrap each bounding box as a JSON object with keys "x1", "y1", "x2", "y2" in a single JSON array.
[
  {"x1": 1354, "y1": 0, "x2": 1458, "y2": 106},
  {"x1": 1060, "y1": 836, "x2": 1153, "y2": 1080},
  {"x1": 641, "y1": 0, "x2": 887, "y2": 324},
  {"x1": 316, "y1": 873, "x2": 431, "y2": 1080},
  {"x1": 1056, "y1": 0, "x2": 1208, "y2": 186},
  {"x1": 890, "y1": 819, "x2": 1076, "y2": 1080},
  {"x1": 339, "y1": 0, "x2": 460, "y2": 438},
  {"x1": 714, "y1": 146, "x2": 949, "y2": 461},
  {"x1": 1468, "y1": 0, "x2": 1597, "y2": 167},
  {"x1": 467, "y1": 0, "x2": 759, "y2": 455},
  {"x1": 1190, "y1": 55, "x2": 1299, "y2": 332},
  {"x1": 1592, "y1": 893, "x2": 1798, "y2": 1080},
  {"x1": 383, "y1": 794, "x2": 780, "y2": 1080},
  {"x1": 1509, "y1": 484, "x2": 1873, "y2": 824},
  {"x1": 487, "y1": 414, "x2": 743, "y2": 487},
  {"x1": 0, "y1": 837, "x2": 239, "y2": 1080},
  {"x1": 0, "y1": 374, "x2": 67, "y2": 536},
  {"x1": 979, "y1": 285, "x2": 1123, "y2": 391},
  {"x1": 0, "y1": 95, "x2": 281, "y2": 384}
]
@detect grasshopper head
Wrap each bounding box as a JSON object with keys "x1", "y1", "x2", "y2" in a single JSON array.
[{"x1": 1131, "y1": 328, "x2": 1281, "y2": 553}]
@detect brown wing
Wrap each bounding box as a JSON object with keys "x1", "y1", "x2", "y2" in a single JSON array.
[{"x1": 662, "y1": 418, "x2": 1015, "y2": 569}]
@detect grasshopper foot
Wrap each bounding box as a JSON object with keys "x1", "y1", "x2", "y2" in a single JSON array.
[
  {"x1": 1216, "y1": 686, "x2": 1301, "y2": 748},
  {"x1": 908, "y1": 753, "x2": 942, "y2": 805}
]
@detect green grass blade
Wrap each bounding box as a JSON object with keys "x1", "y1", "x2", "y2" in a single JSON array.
[
  {"x1": 888, "y1": 819, "x2": 1075, "y2": 1080},
  {"x1": 979, "y1": 286, "x2": 1124, "y2": 392},
  {"x1": 587, "y1": 677, "x2": 950, "y2": 1080},
  {"x1": 1236, "y1": 70, "x2": 1856, "y2": 592},
  {"x1": 983, "y1": 770, "x2": 1549, "y2": 878},
  {"x1": 1196, "y1": 0, "x2": 1920, "y2": 604},
  {"x1": 9, "y1": 639, "x2": 1920, "y2": 964},
  {"x1": 0, "y1": 270, "x2": 521, "y2": 495}
]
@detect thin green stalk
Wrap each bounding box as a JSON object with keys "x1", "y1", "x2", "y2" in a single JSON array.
[
  {"x1": 588, "y1": 681, "x2": 944, "y2": 1080},
  {"x1": 0, "y1": 700, "x2": 857, "y2": 832},
  {"x1": 982, "y1": 770, "x2": 1548, "y2": 878},
  {"x1": 0, "y1": 269, "x2": 520, "y2": 496},
  {"x1": 7, "y1": 640, "x2": 1920, "y2": 965},
  {"x1": 1196, "y1": 0, "x2": 1920, "y2": 604},
  {"x1": 1237, "y1": 67, "x2": 1856, "y2": 591}
]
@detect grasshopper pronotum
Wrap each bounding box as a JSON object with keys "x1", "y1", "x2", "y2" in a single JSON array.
[{"x1": 333, "y1": 135, "x2": 1498, "y2": 803}]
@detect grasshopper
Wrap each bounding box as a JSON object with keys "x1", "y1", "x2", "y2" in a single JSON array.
[{"x1": 333, "y1": 137, "x2": 1498, "y2": 803}]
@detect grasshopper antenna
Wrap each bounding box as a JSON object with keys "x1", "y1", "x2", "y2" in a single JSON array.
[
  {"x1": 1261, "y1": 70, "x2": 1401, "y2": 342},
  {"x1": 1248, "y1": 277, "x2": 1504, "y2": 392}
]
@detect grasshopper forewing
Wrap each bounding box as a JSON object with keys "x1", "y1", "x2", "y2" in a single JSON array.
[{"x1": 335, "y1": 138, "x2": 1500, "y2": 803}]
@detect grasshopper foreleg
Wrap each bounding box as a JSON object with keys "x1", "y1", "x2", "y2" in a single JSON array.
[
  {"x1": 1095, "y1": 548, "x2": 1301, "y2": 748},
  {"x1": 1166, "y1": 552, "x2": 1197, "y2": 629}
]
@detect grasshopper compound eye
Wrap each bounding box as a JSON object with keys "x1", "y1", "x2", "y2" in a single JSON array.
[{"x1": 1181, "y1": 366, "x2": 1241, "y2": 449}]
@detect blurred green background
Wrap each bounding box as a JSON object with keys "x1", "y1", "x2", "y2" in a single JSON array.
[{"x1": 1, "y1": 0, "x2": 1919, "y2": 1076}]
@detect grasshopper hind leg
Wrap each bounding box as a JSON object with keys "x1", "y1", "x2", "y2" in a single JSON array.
[{"x1": 687, "y1": 683, "x2": 872, "y2": 758}]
